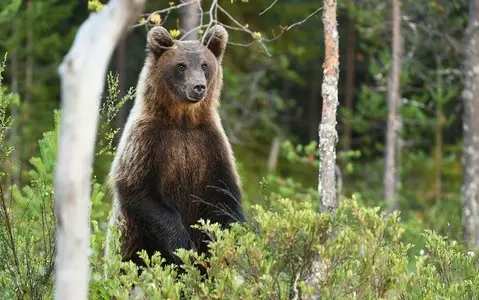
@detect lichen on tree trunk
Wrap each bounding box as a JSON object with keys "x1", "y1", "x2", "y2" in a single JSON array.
[
  {"x1": 462, "y1": 0, "x2": 479, "y2": 251},
  {"x1": 319, "y1": 0, "x2": 339, "y2": 212}
]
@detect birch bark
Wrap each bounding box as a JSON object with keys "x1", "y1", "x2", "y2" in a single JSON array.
[
  {"x1": 53, "y1": 0, "x2": 145, "y2": 298},
  {"x1": 462, "y1": 0, "x2": 479, "y2": 250}
]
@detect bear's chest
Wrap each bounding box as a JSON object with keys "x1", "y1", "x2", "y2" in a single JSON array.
[{"x1": 157, "y1": 128, "x2": 221, "y2": 194}]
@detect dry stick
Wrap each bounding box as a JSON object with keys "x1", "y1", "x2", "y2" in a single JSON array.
[
  {"x1": 53, "y1": 0, "x2": 145, "y2": 299},
  {"x1": 0, "y1": 183, "x2": 20, "y2": 274},
  {"x1": 319, "y1": 0, "x2": 339, "y2": 212}
]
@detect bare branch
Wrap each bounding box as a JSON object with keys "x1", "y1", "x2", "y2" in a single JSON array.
[
  {"x1": 130, "y1": 1, "x2": 321, "y2": 57},
  {"x1": 180, "y1": 24, "x2": 209, "y2": 41},
  {"x1": 444, "y1": 33, "x2": 465, "y2": 54},
  {"x1": 286, "y1": 7, "x2": 322, "y2": 31},
  {"x1": 217, "y1": 4, "x2": 271, "y2": 55},
  {"x1": 130, "y1": 0, "x2": 198, "y2": 28},
  {"x1": 201, "y1": 0, "x2": 219, "y2": 44},
  {"x1": 259, "y1": 0, "x2": 279, "y2": 16}
]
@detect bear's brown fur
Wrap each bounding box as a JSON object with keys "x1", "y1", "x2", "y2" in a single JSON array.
[{"x1": 106, "y1": 25, "x2": 245, "y2": 268}]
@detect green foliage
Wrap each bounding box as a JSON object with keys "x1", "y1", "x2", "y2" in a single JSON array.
[
  {"x1": 88, "y1": 0, "x2": 105, "y2": 12},
  {"x1": 407, "y1": 230, "x2": 479, "y2": 299},
  {"x1": 88, "y1": 197, "x2": 479, "y2": 299},
  {"x1": 0, "y1": 111, "x2": 57, "y2": 300},
  {"x1": 0, "y1": 69, "x2": 130, "y2": 299},
  {"x1": 97, "y1": 72, "x2": 135, "y2": 158},
  {"x1": 0, "y1": 0, "x2": 21, "y2": 23},
  {"x1": 0, "y1": 54, "x2": 16, "y2": 171},
  {"x1": 0, "y1": 0, "x2": 79, "y2": 182}
]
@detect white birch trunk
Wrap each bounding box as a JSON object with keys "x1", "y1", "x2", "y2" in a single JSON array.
[
  {"x1": 462, "y1": 0, "x2": 479, "y2": 251},
  {"x1": 53, "y1": 0, "x2": 145, "y2": 298}
]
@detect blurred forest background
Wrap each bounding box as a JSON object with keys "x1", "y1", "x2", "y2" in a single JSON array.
[{"x1": 1, "y1": 0, "x2": 479, "y2": 297}]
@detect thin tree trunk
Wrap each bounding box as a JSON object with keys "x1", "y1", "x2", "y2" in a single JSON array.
[
  {"x1": 302, "y1": 2, "x2": 340, "y2": 298},
  {"x1": 384, "y1": 0, "x2": 402, "y2": 211},
  {"x1": 267, "y1": 135, "x2": 281, "y2": 173},
  {"x1": 462, "y1": 0, "x2": 479, "y2": 251},
  {"x1": 180, "y1": 0, "x2": 200, "y2": 40},
  {"x1": 342, "y1": 0, "x2": 356, "y2": 150},
  {"x1": 319, "y1": 0, "x2": 340, "y2": 212},
  {"x1": 434, "y1": 92, "x2": 443, "y2": 205},
  {"x1": 53, "y1": 0, "x2": 145, "y2": 298}
]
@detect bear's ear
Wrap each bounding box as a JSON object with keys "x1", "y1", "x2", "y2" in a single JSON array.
[
  {"x1": 203, "y1": 25, "x2": 228, "y2": 62},
  {"x1": 147, "y1": 26, "x2": 174, "y2": 56}
]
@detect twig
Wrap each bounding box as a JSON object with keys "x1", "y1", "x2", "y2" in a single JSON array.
[
  {"x1": 201, "y1": 0, "x2": 219, "y2": 44},
  {"x1": 180, "y1": 24, "x2": 208, "y2": 41},
  {"x1": 130, "y1": 0, "x2": 198, "y2": 28},
  {"x1": 199, "y1": 1, "x2": 204, "y2": 33},
  {"x1": 217, "y1": 4, "x2": 271, "y2": 56},
  {"x1": 286, "y1": 7, "x2": 322, "y2": 31},
  {"x1": 129, "y1": 1, "x2": 321, "y2": 58},
  {"x1": 444, "y1": 33, "x2": 465, "y2": 54},
  {"x1": 259, "y1": 0, "x2": 279, "y2": 16}
]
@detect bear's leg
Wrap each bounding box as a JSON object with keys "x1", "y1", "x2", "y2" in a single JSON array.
[
  {"x1": 192, "y1": 173, "x2": 246, "y2": 268},
  {"x1": 124, "y1": 196, "x2": 197, "y2": 266},
  {"x1": 200, "y1": 175, "x2": 246, "y2": 229}
]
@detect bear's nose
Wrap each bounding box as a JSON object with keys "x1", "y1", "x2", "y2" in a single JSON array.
[{"x1": 193, "y1": 84, "x2": 206, "y2": 94}]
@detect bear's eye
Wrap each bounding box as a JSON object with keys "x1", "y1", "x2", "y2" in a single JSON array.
[
  {"x1": 201, "y1": 64, "x2": 207, "y2": 71},
  {"x1": 177, "y1": 63, "x2": 186, "y2": 71}
]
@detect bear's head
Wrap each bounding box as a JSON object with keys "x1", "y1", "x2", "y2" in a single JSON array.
[{"x1": 145, "y1": 25, "x2": 228, "y2": 105}]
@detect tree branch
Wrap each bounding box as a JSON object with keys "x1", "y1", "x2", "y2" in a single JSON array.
[{"x1": 259, "y1": 0, "x2": 279, "y2": 16}]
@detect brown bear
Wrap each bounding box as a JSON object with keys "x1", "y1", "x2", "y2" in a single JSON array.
[{"x1": 106, "y1": 24, "x2": 245, "y2": 269}]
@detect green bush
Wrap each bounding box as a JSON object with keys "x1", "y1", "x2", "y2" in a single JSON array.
[{"x1": 87, "y1": 196, "x2": 479, "y2": 299}]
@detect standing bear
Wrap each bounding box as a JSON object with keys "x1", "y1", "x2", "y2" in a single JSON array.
[{"x1": 106, "y1": 25, "x2": 245, "y2": 268}]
